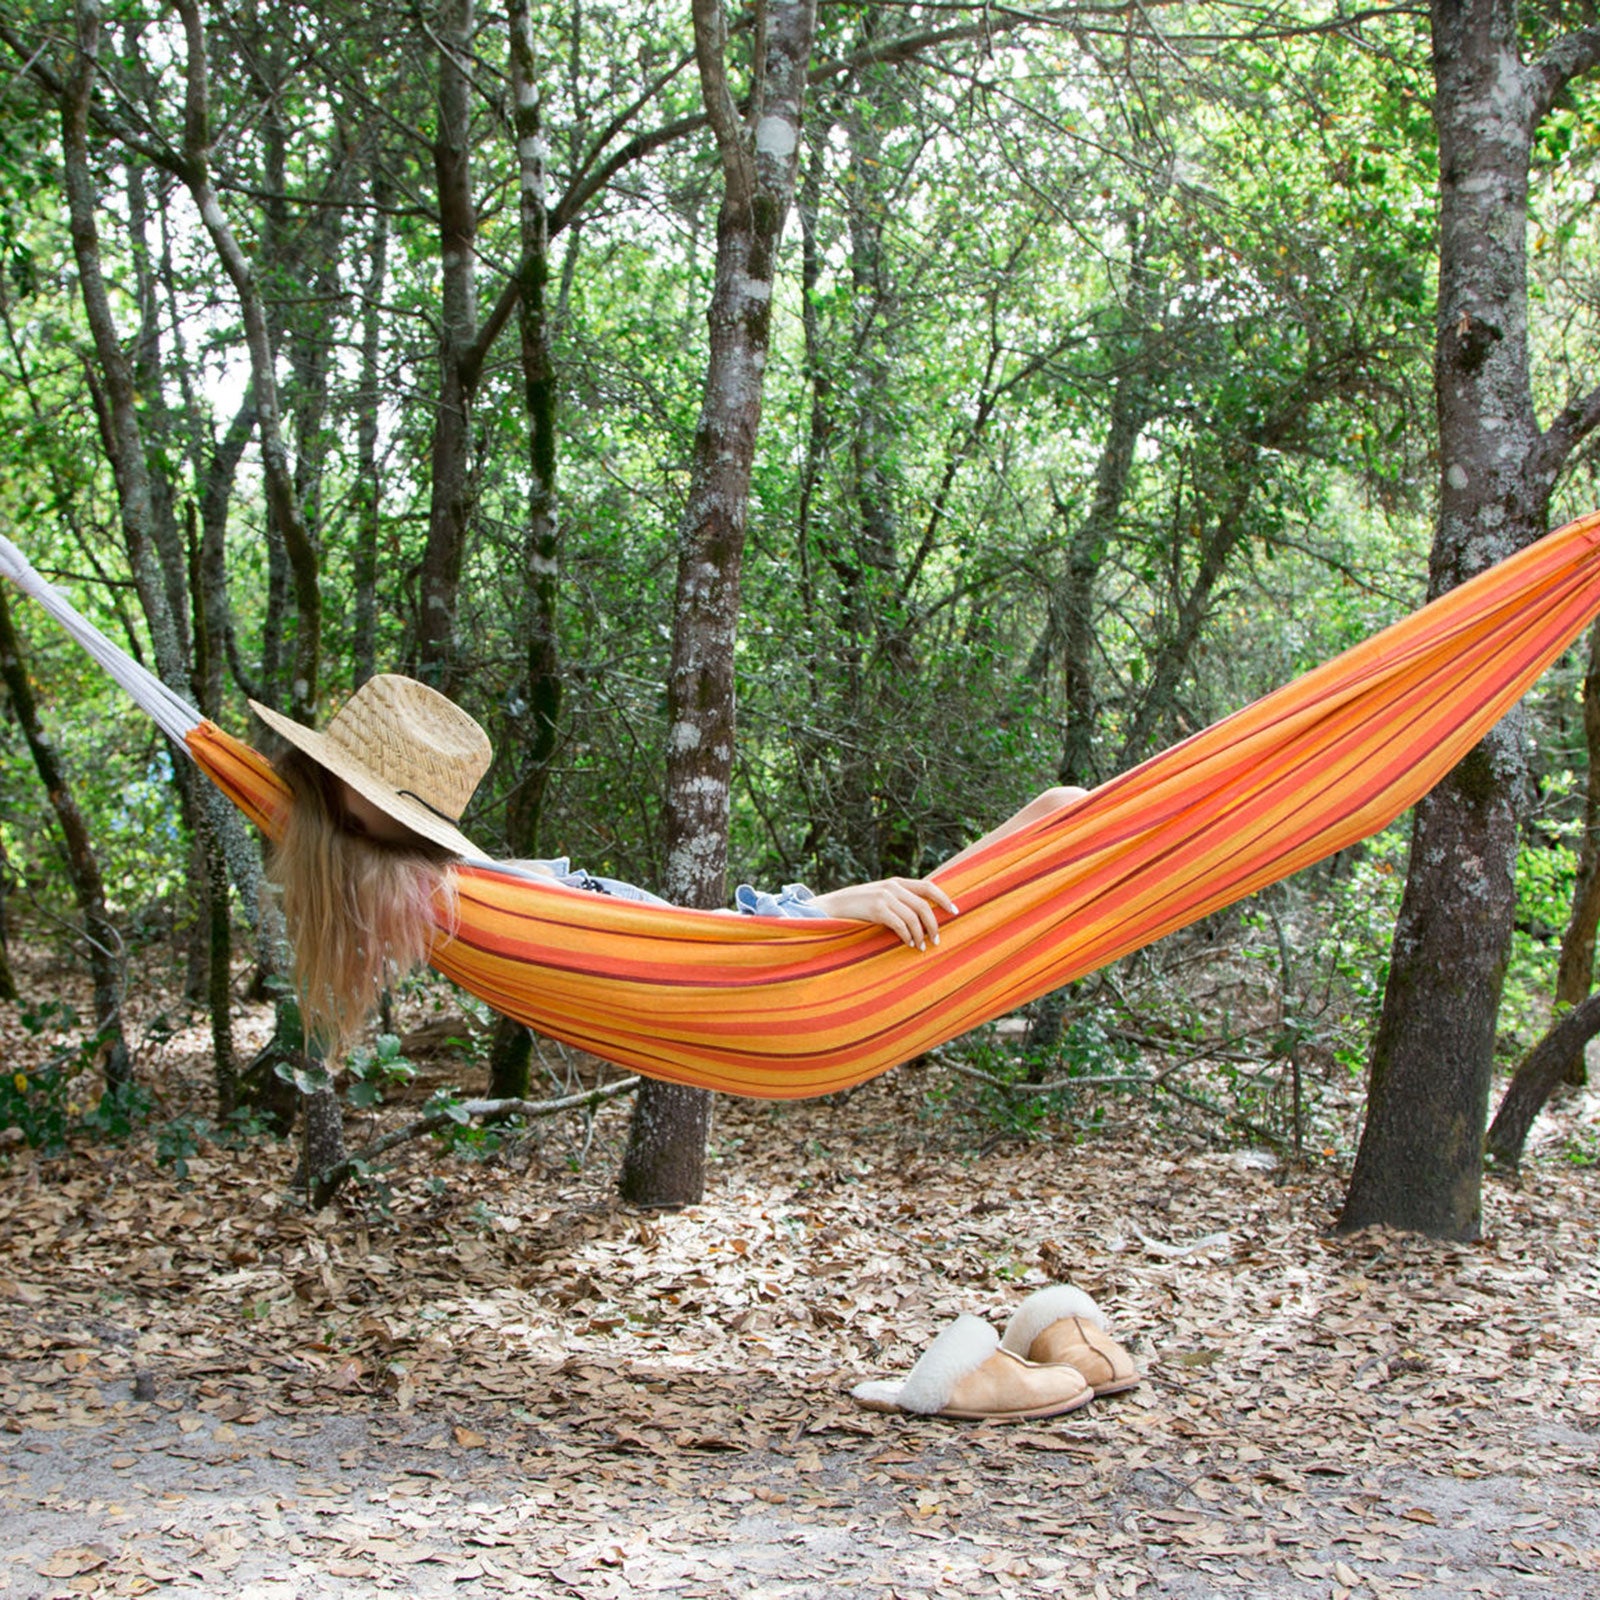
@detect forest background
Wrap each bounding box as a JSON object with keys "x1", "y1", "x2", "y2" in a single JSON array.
[{"x1": 1, "y1": 0, "x2": 1600, "y2": 1240}]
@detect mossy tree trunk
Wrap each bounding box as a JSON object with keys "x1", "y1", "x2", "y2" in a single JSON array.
[{"x1": 0, "y1": 584, "x2": 130, "y2": 1087}]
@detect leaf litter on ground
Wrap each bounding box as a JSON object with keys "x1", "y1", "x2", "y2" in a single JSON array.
[{"x1": 0, "y1": 950, "x2": 1597, "y2": 1598}]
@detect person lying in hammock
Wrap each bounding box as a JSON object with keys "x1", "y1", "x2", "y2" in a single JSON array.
[{"x1": 252, "y1": 673, "x2": 1085, "y2": 1055}]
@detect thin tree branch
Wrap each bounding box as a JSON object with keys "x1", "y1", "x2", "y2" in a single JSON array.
[
  {"x1": 1530, "y1": 25, "x2": 1600, "y2": 125},
  {"x1": 692, "y1": 0, "x2": 748, "y2": 193},
  {"x1": 312, "y1": 1076, "x2": 642, "y2": 1205},
  {"x1": 1534, "y1": 376, "x2": 1600, "y2": 490}
]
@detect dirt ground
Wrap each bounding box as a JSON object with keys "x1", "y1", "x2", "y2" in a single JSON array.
[{"x1": 1, "y1": 979, "x2": 1598, "y2": 1599}]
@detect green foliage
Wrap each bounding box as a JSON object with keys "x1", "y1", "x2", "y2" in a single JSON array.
[
  {"x1": 0, "y1": 0, "x2": 1453, "y2": 911},
  {"x1": 1502, "y1": 795, "x2": 1581, "y2": 1056},
  {"x1": 1299, "y1": 827, "x2": 1410, "y2": 1078},
  {"x1": 0, "y1": 1062, "x2": 71, "y2": 1156},
  {"x1": 274, "y1": 1055, "x2": 334, "y2": 1098},
  {"x1": 416, "y1": 1085, "x2": 509, "y2": 1161},
  {"x1": 344, "y1": 1033, "x2": 417, "y2": 1111},
  {"x1": 79, "y1": 1079, "x2": 156, "y2": 1142},
  {"x1": 3, "y1": 0, "x2": 1597, "y2": 1202},
  {"x1": 438, "y1": 1123, "x2": 506, "y2": 1161},
  {"x1": 153, "y1": 1114, "x2": 206, "y2": 1181},
  {"x1": 0, "y1": 999, "x2": 151, "y2": 1154},
  {"x1": 929, "y1": 1014, "x2": 1141, "y2": 1142},
  {"x1": 1563, "y1": 1135, "x2": 1598, "y2": 1168},
  {"x1": 153, "y1": 1107, "x2": 277, "y2": 1181}
]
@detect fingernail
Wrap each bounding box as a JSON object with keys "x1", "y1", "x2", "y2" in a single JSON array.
[{"x1": 932, "y1": 932, "x2": 940, "y2": 945}]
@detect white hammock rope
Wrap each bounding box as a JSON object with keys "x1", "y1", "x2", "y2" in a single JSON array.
[{"x1": 0, "y1": 534, "x2": 202, "y2": 748}]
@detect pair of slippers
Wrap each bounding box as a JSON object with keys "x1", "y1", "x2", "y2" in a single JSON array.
[{"x1": 851, "y1": 1285, "x2": 1138, "y2": 1422}]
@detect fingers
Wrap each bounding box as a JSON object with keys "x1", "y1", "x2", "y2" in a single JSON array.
[
  {"x1": 900, "y1": 876, "x2": 958, "y2": 916},
  {"x1": 879, "y1": 900, "x2": 924, "y2": 949},
  {"x1": 809, "y1": 877, "x2": 960, "y2": 950},
  {"x1": 880, "y1": 877, "x2": 958, "y2": 950},
  {"x1": 894, "y1": 880, "x2": 940, "y2": 948}
]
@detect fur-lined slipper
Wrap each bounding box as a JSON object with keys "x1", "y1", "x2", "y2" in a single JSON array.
[
  {"x1": 999, "y1": 1285, "x2": 1140, "y2": 1396},
  {"x1": 851, "y1": 1313, "x2": 1093, "y2": 1421}
]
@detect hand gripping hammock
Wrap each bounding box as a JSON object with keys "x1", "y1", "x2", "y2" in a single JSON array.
[{"x1": 7, "y1": 514, "x2": 1600, "y2": 1098}]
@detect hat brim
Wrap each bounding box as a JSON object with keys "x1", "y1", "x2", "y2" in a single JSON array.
[{"x1": 249, "y1": 699, "x2": 485, "y2": 860}]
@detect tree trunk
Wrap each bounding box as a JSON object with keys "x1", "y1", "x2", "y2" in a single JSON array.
[
  {"x1": 197, "y1": 395, "x2": 257, "y2": 715},
  {"x1": 352, "y1": 188, "x2": 389, "y2": 690},
  {"x1": 1022, "y1": 216, "x2": 1156, "y2": 789},
  {"x1": 174, "y1": 0, "x2": 321, "y2": 724},
  {"x1": 0, "y1": 584, "x2": 130, "y2": 1088},
  {"x1": 53, "y1": 0, "x2": 289, "y2": 1113},
  {"x1": 416, "y1": 0, "x2": 480, "y2": 692},
  {"x1": 302, "y1": 1086, "x2": 347, "y2": 1202},
  {"x1": 1482, "y1": 619, "x2": 1600, "y2": 1155},
  {"x1": 124, "y1": 157, "x2": 192, "y2": 672},
  {"x1": 504, "y1": 0, "x2": 563, "y2": 860},
  {"x1": 794, "y1": 122, "x2": 833, "y2": 738},
  {"x1": 1550, "y1": 615, "x2": 1600, "y2": 1085},
  {"x1": 1119, "y1": 465, "x2": 1259, "y2": 766},
  {"x1": 0, "y1": 835, "x2": 17, "y2": 1004},
  {"x1": 127, "y1": 155, "x2": 216, "y2": 1016},
  {"x1": 1017, "y1": 335, "x2": 1153, "y2": 1066},
  {"x1": 620, "y1": 0, "x2": 818, "y2": 1208},
  {"x1": 59, "y1": 1, "x2": 190, "y2": 701},
  {"x1": 836, "y1": 65, "x2": 904, "y2": 874},
  {"x1": 1486, "y1": 991, "x2": 1600, "y2": 1168},
  {"x1": 1340, "y1": 0, "x2": 1600, "y2": 1238},
  {"x1": 488, "y1": 0, "x2": 565, "y2": 1104}
]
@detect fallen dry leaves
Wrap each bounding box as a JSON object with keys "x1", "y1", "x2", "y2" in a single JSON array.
[{"x1": 0, "y1": 950, "x2": 1596, "y2": 1598}]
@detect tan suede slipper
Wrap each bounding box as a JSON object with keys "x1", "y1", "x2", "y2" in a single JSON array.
[
  {"x1": 851, "y1": 1313, "x2": 1093, "y2": 1421},
  {"x1": 999, "y1": 1285, "x2": 1140, "y2": 1396}
]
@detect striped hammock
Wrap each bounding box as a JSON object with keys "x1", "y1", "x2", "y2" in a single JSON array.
[{"x1": 6, "y1": 512, "x2": 1600, "y2": 1098}]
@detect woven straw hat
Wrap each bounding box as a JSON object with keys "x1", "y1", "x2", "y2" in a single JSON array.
[{"x1": 250, "y1": 675, "x2": 491, "y2": 858}]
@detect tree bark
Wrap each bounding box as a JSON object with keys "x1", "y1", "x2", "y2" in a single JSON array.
[
  {"x1": 1481, "y1": 625, "x2": 1600, "y2": 1157},
  {"x1": 0, "y1": 835, "x2": 17, "y2": 1004},
  {"x1": 1486, "y1": 991, "x2": 1600, "y2": 1168},
  {"x1": 196, "y1": 396, "x2": 257, "y2": 716},
  {"x1": 416, "y1": 0, "x2": 480, "y2": 692},
  {"x1": 53, "y1": 0, "x2": 288, "y2": 1112},
  {"x1": 620, "y1": 0, "x2": 819, "y2": 1208},
  {"x1": 504, "y1": 0, "x2": 563, "y2": 859},
  {"x1": 1118, "y1": 465, "x2": 1259, "y2": 766},
  {"x1": 300, "y1": 1084, "x2": 347, "y2": 1202},
  {"x1": 59, "y1": 0, "x2": 190, "y2": 700},
  {"x1": 127, "y1": 153, "x2": 216, "y2": 1017},
  {"x1": 124, "y1": 157, "x2": 192, "y2": 671},
  {"x1": 352, "y1": 187, "x2": 390, "y2": 691},
  {"x1": 0, "y1": 585, "x2": 130, "y2": 1088},
  {"x1": 488, "y1": 0, "x2": 565, "y2": 1104},
  {"x1": 1340, "y1": 0, "x2": 1600, "y2": 1238},
  {"x1": 1549, "y1": 615, "x2": 1600, "y2": 1085},
  {"x1": 173, "y1": 0, "x2": 321, "y2": 724},
  {"x1": 1022, "y1": 215, "x2": 1157, "y2": 788},
  {"x1": 794, "y1": 122, "x2": 833, "y2": 730}
]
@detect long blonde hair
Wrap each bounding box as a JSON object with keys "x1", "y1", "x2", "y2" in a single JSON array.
[{"x1": 268, "y1": 750, "x2": 457, "y2": 1057}]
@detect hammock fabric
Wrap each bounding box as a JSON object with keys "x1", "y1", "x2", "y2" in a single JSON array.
[
  {"x1": 7, "y1": 512, "x2": 1600, "y2": 1097},
  {"x1": 173, "y1": 508, "x2": 1600, "y2": 1097}
]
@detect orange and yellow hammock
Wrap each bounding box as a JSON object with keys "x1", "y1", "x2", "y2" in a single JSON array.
[{"x1": 173, "y1": 509, "x2": 1600, "y2": 1098}]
